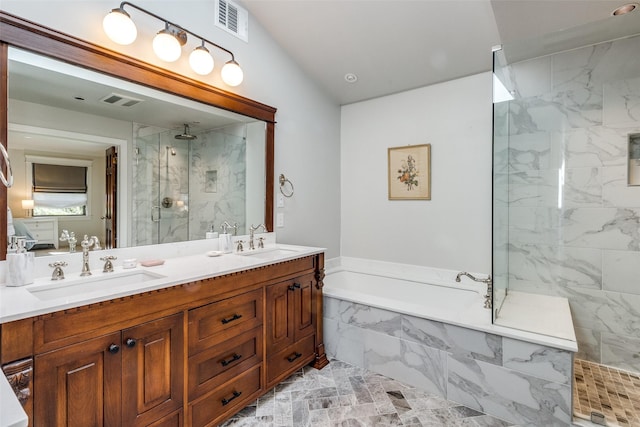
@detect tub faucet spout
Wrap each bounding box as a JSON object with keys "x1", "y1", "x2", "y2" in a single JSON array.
[
  {"x1": 455, "y1": 271, "x2": 491, "y2": 284},
  {"x1": 456, "y1": 272, "x2": 492, "y2": 310}
]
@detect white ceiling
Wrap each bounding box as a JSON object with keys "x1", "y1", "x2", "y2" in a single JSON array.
[{"x1": 242, "y1": 0, "x2": 638, "y2": 105}]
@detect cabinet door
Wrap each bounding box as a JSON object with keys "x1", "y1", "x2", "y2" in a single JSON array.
[
  {"x1": 34, "y1": 332, "x2": 122, "y2": 427},
  {"x1": 121, "y1": 313, "x2": 184, "y2": 427},
  {"x1": 294, "y1": 275, "x2": 315, "y2": 341},
  {"x1": 265, "y1": 280, "x2": 295, "y2": 354}
]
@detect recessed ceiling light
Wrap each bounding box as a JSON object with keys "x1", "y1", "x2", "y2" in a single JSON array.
[
  {"x1": 612, "y1": 3, "x2": 638, "y2": 15},
  {"x1": 344, "y1": 73, "x2": 358, "y2": 83}
]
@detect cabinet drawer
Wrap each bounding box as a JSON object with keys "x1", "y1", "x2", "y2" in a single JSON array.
[
  {"x1": 188, "y1": 289, "x2": 262, "y2": 355},
  {"x1": 29, "y1": 220, "x2": 54, "y2": 231},
  {"x1": 267, "y1": 334, "x2": 316, "y2": 385},
  {"x1": 189, "y1": 364, "x2": 262, "y2": 427},
  {"x1": 146, "y1": 409, "x2": 183, "y2": 427},
  {"x1": 188, "y1": 326, "x2": 262, "y2": 399},
  {"x1": 32, "y1": 230, "x2": 54, "y2": 241}
]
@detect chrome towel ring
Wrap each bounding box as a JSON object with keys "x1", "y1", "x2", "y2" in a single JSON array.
[
  {"x1": 279, "y1": 174, "x2": 294, "y2": 198},
  {"x1": 0, "y1": 144, "x2": 14, "y2": 188}
]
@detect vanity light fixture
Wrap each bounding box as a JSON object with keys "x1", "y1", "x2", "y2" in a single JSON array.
[{"x1": 103, "y1": 1, "x2": 244, "y2": 86}]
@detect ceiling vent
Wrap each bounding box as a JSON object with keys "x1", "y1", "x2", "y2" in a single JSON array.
[
  {"x1": 100, "y1": 93, "x2": 143, "y2": 107},
  {"x1": 215, "y1": 0, "x2": 249, "y2": 42}
]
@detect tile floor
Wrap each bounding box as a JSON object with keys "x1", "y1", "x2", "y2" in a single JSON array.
[
  {"x1": 219, "y1": 359, "x2": 515, "y2": 426},
  {"x1": 573, "y1": 359, "x2": 640, "y2": 427}
]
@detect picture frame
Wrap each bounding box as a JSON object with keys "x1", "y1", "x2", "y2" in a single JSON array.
[{"x1": 388, "y1": 144, "x2": 431, "y2": 200}]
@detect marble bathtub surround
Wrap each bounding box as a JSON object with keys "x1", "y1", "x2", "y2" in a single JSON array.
[
  {"x1": 323, "y1": 295, "x2": 575, "y2": 426},
  {"x1": 497, "y1": 30, "x2": 640, "y2": 373},
  {"x1": 219, "y1": 359, "x2": 515, "y2": 427}
]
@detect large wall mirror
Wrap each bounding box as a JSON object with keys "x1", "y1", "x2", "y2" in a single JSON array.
[{"x1": 0, "y1": 12, "x2": 275, "y2": 260}]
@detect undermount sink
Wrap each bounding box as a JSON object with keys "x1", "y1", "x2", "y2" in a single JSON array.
[
  {"x1": 239, "y1": 247, "x2": 299, "y2": 259},
  {"x1": 27, "y1": 270, "x2": 166, "y2": 301}
]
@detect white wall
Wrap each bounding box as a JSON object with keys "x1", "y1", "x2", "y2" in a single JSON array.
[
  {"x1": 341, "y1": 73, "x2": 493, "y2": 273},
  {"x1": 2, "y1": 0, "x2": 342, "y2": 258}
]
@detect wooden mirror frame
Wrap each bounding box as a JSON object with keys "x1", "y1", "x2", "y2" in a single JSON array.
[{"x1": 0, "y1": 11, "x2": 275, "y2": 260}]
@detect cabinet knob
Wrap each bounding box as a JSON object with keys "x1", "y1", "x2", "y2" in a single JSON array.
[
  {"x1": 108, "y1": 344, "x2": 120, "y2": 354},
  {"x1": 125, "y1": 338, "x2": 137, "y2": 348},
  {"x1": 288, "y1": 283, "x2": 301, "y2": 291}
]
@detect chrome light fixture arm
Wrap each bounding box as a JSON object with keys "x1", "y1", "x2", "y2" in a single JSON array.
[
  {"x1": 104, "y1": 2, "x2": 243, "y2": 85},
  {"x1": 115, "y1": 1, "x2": 237, "y2": 62}
]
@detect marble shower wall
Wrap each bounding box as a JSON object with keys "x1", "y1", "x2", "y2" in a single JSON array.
[
  {"x1": 188, "y1": 128, "x2": 246, "y2": 240},
  {"x1": 324, "y1": 296, "x2": 574, "y2": 426},
  {"x1": 132, "y1": 125, "x2": 246, "y2": 246},
  {"x1": 499, "y1": 34, "x2": 640, "y2": 372}
]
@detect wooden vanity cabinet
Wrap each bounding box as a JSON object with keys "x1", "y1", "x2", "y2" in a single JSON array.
[
  {"x1": 34, "y1": 313, "x2": 183, "y2": 427},
  {"x1": 265, "y1": 273, "x2": 317, "y2": 385},
  {"x1": 1, "y1": 254, "x2": 328, "y2": 427}
]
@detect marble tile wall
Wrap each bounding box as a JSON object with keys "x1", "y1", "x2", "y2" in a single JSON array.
[
  {"x1": 324, "y1": 296, "x2": 574, "y2": 426},
  {"x1": 132, "y1": 125, "x2": 247, "y2": 245},
  {"x1": 499, "y1": 34, "x2": 640, "y2": 372}
]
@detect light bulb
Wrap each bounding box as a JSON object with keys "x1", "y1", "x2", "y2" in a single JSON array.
[
  {"x1": 153, "y1": 29, "x2": 182, "y2": 62},
  {"x1": 103, "y1": 8, "x2": 137, "y2": 45},
  {"x1": 221, "y1": 60, "x2": 244, "y2": 86},
  {"x1": 189, "y1": 45, "x2": 214, "y2": 75}
]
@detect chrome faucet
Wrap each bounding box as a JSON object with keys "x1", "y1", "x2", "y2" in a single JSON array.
[
  {"x1": 80, "y1": 235, "x2": 97, "y2": 277},
  {"x1": 59, "y1": 230, "x2": 77, "y2": 253},
  {"x1": 456, "y1": 272, "x2": 493, "y2": 309},
  {"x1": 100, "y1": 255, "x2": 117, "y2": 273},
  {"x1": 49, "y1": 261, "x2": 67, "y2": 281},
  {"x1": 249, "y1": 224, "x2": 267, "y2": 250}
]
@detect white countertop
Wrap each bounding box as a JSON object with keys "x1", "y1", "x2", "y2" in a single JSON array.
[{"x1": 0, "y1": 238, "x2": 324, "y2": 324}]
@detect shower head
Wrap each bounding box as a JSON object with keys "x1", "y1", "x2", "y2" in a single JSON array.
[{"x1": 175, "y1": 124, "x2": 197, "y2": 140}]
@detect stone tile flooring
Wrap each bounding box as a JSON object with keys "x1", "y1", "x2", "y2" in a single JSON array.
[
  {"x1": 573, "y1": 359, "x2": 640, "y2": 427},
  {"x1": 219, "y1": 359, "x2": 515, "y2": 426}
]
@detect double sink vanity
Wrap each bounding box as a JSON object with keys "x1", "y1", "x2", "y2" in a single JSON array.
[{"x1": 0, "y1": 236, "x2": 328, "y2": 427}]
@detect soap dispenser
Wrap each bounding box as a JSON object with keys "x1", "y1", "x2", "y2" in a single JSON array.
[
  {"x1": 206, "y1": 224, "x2": 219, "y2": 240},
  {"x1": 219, "y1": 222, "x2": 235, "y2": 253},
  {"x1": 6, "y1": 237, "x2": 34, "y2": 287}
]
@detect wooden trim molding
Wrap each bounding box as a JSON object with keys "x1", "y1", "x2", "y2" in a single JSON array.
[{"x1": 2, "y1": 357, "x2": 33, "y2": 406}]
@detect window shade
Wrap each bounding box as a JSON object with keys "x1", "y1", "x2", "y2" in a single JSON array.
[{"x1": 33, "y1": 164, "x2": 87, "y2": 193}]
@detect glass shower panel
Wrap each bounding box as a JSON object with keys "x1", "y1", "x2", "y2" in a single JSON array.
[
  {"x1": 491, "y1": 47, "x2": 512, "y2": 320},
  {"x1": 158, "y1": 129, "x2": 189, "y2": 244}
]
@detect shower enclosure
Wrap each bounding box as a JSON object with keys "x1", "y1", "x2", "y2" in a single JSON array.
[
  {"x1": 132, "y1": 123, "x2": 256, "y2": 246},
  {"x1": 492, "y1": 4, "x2": 640, "y2": 383}
]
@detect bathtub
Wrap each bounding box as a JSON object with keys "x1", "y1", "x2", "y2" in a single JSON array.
[
  {"x1": 323, "y1": 269, "x2": 489, "y2": 332},
  {"x1": 321, "y1": 258, "x2": 577, "y2": 426}
]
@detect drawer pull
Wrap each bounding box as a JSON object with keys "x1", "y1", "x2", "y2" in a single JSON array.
[
  {"x1": 221, "y1": 313, "x2": 243, "y2": 324},
  {"x1": 125, "y1": 338, "x2": 137, "y2": 348},
  {"x1": 221, "y1": 390, "x2": 242, "y2": 406},
  {"x1": 220, "y1": 353, "x2": 243, "y2": 367},
  {"x1": 108, "y1": 344, "x2": 120, "y2": 354},
  {"x1": 288, "y1": 283, "x2": 301, "y2": 291},
  {"x1": 287, "y1": 352, "x2": 302, "y2": 363}
]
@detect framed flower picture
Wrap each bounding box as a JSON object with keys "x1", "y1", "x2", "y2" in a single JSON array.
[{"x1": 388, "y1": 144, "x2": 431, "y2": 200}]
